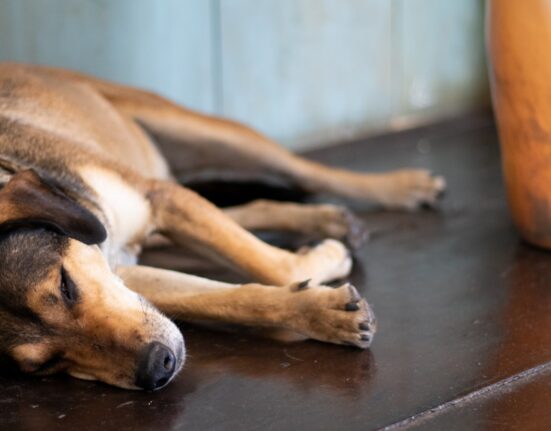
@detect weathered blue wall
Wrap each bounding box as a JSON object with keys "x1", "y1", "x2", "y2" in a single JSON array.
[{"x1": 0, "y1": 0, "x2": 488, "y2": 150}]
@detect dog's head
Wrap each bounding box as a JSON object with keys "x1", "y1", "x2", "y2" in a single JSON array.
[{"x1": 0, "y1": 170, "x2": 184, "y2": 390}]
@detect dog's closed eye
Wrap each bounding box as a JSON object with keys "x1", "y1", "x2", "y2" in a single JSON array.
[{"x1": 60, "y1": 268, "x2": 78, "y2": 306}]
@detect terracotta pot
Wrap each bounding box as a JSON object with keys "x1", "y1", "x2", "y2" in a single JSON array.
[{"x1": 487, "y1": 0, "x2": 551, "y2": 248}]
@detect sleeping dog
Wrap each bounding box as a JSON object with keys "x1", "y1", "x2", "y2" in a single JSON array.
[{"x1": 0, "y1": 63, "x2": 444, "y2": 390}]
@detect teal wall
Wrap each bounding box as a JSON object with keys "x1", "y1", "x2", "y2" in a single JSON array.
[{"x1": 0, "y1": 0, "x2": 488, "y2": 150}]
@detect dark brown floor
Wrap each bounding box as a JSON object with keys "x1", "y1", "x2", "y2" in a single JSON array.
[{"x1": 3, "y1": 113, "x2": 551, "y2": 430}]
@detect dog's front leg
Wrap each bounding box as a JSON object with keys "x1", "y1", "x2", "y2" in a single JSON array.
[
  {"x1": 117, "y1": 265, "x2": 376, "y2": 348},
  {"x1": 146, "y1": 180, "x2": 351, "y2": 285}
]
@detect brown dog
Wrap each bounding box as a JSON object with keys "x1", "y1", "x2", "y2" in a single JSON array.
[{"x1": 0, "y1": 63, "x2": 444, "y2": 390}]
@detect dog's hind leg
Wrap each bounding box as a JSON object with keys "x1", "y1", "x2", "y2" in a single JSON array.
[
  {"x1": 104, "y1": 89, "x2": 445, "y2": 209},
  {"x1": 146, "y1": 180, "x2": 351, "y2": 286},
  {"x1": 223, "y1": 200, "x2": 370, "y2": 249},
  {"x1": 37, "y1": 68, "x2": 444, "y2": 208},
  {"x1": 117, "y1": 265, "x2": 376, "y2": 348}
]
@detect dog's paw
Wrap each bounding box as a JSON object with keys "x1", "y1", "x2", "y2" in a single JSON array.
[
  {"x1": 287, "y1": 281, "x2": 376, "y2": 348},
  {"x1": 294, "y1": 239, "x2": 352, "y2": 285},
  {"x1": 315, "y1": 205, "x2": 370, "y2": 249},
  {"x1": 375, "y1": 169, "x2": 446, "y2": 210}
]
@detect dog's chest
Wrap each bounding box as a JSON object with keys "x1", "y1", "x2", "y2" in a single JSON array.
[{"x1": 79, "y1": 166, "x2": 152, "y2": 267}]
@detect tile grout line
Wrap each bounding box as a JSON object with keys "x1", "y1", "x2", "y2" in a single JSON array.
[{"x1": 377, "y1": 361, "x2": 551, "y2": 431}]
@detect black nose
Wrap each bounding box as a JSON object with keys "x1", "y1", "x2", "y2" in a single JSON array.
[{"x1": 135, "y1": 342, "x2": 177, "y2": 390}]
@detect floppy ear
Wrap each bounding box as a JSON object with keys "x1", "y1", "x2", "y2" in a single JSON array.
[{"x1": 0, "y1": 170, "x2": 107, "y2": 245}]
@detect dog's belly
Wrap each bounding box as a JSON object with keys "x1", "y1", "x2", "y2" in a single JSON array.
[{"x1": 79, "y1": 165, "x2": 152, "y2": 268}]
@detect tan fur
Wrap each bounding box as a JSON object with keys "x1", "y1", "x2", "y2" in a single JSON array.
[{"x1": 0, "y1": 62, "x2": 444, "y2": 388}]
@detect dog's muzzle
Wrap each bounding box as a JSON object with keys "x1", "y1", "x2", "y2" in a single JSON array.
[{"x1": 135, "y1": 341, "x2": 181, "y2": 390}]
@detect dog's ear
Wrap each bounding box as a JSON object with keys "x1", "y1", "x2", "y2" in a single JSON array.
[{"x1": 0, "y1": 170, "x2": 107, "y2": 245}]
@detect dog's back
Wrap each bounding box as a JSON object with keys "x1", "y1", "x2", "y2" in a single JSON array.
[{"x1": 0, "y1": 63, "x2": 169, "y2": 180}]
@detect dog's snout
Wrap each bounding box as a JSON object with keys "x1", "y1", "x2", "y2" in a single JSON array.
[{"x1": 135, "y1": 342, "x2": 177, "y2": 390}]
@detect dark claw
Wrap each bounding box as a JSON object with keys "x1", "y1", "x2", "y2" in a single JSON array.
[
  {"x1": 420, "y1": 201, "x2": 436, "y2": 210},
  {"x1": 345, "y1": 302, "x2": 360, "y2": 312},
  {"x1": 359, "y1": 322, "x2": 370, "y2": 331},
  {"x1": 360, "y1": 334, "x2": 371, "y2": 342},
  {"x1": 296, "y1": 279, "x2": 311, "y2": 290},
  {"x1": 346, "y1": 284, "x2": 361, "y2": 302}
]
